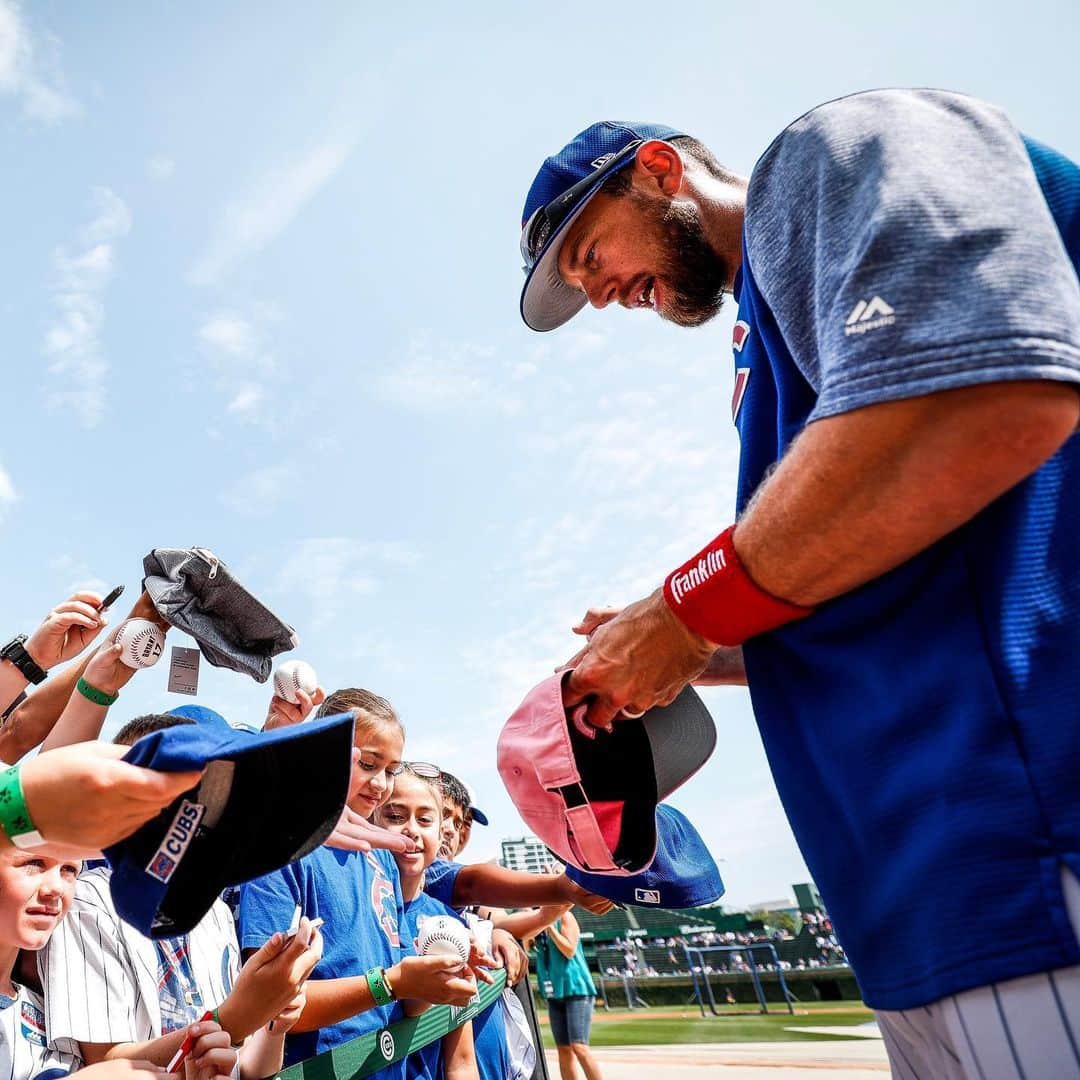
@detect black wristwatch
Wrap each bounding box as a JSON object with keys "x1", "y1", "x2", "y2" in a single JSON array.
[{"x1": 0, "y1": 635, "x2": 47, "y2": 685}]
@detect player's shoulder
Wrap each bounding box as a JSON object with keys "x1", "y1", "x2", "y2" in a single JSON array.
[{"x1": 749, "y1": 88, "x2": 1013, "y2": 206}]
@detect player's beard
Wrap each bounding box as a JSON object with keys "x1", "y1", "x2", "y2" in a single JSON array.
[{"x1": 638, "y1": 193, "x2": 728, "y2": 327}]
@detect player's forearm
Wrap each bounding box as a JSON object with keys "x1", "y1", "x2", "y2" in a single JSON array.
[
  {"x1": 81, "y1": 1031, "x2": 187, "y2": 1067},
  {"x1": 39, "y1": 694, "x2": 109, "y2": 755},
  {"x1": 442, "y1": 1020, "x2": 478, "y2": 1080},
  {"x1": 491, "y1": 905, "x2": 570, "y2": 941},
  {"x1": 735, "y1": 380, "x2": 1080, "y2": 607},
  {"x1": 452, "y1": 864, "x2": 573, "y2": 909},
  {"x1": 693, "y1": 646, "x2": 747, "y2": 686},
  {"x1": 292, "y1": 977, "x2": 378, "y2": 1032},
  {"x1": 239, "y1": 1026, "x2": 284, "y2": 1079},
  {"x1": 0, "y1": 654, "x2": 94, "y2": 763}
]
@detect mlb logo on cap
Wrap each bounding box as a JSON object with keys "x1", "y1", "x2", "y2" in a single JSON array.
[{"x1": 566, "y1": 805, "x2": 724, "y2": 910}]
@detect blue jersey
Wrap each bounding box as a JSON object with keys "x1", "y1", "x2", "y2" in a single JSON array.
[
  {"x1": 733, "y1": 90, "x2": 1080, "y2": 1010},
  {"x1": 239, "y1": 847, "x2": 412, "y2": 1072}
]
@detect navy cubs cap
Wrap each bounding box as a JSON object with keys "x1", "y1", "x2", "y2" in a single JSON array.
[
  {"x1": 106, "y1": 712, "x2": 355, "y2": 937},
  {"x1": 565, "y1": 805, "x2": 723, "y2": 909},
  {"x1": 168, "y1": 704, "x2": 260, "y2": 735},
  {"x1": 519, "y1": 121, "x2": 684, "y2": 332}
]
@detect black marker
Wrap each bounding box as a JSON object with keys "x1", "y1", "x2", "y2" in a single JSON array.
[{"x1": 99, "y1": 584, "x2": 125, "y2": 613}]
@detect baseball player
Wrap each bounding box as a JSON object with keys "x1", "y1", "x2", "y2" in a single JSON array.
[{"x1": 517, "y1": 90, "x2": 1080, "y2": 1077}]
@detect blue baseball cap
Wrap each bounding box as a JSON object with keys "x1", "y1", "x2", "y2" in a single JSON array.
[
  {"x1": 106, "y1": 711, "x2": 355, "y2": 937},
  {"x1": 167, "y1": 704, "x2": 260, "y2": 734},
  {"x1": 565, "y1": 805, "x2": 723, "y2": 909},
  {"x1": 519, "y1": 121, "x2": 685, "y2": 332}
]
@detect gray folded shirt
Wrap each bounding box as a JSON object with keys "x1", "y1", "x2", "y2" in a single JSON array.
[{"x1": 142, "y1": 547, "x2": 298, "y2": 682}]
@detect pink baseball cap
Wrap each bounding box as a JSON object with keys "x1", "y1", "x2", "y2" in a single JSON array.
[{"x1": 497, "y1": 672, "x2": 716, "y2": 875}]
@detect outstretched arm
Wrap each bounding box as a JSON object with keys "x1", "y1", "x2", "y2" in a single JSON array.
[{"x1": 567, "y1": 380, "x2": 1080, "y2": 728}]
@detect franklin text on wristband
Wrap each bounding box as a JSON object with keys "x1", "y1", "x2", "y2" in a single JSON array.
[{"x1": 663, "y1": 525, "x2": 813, "y2": 646}]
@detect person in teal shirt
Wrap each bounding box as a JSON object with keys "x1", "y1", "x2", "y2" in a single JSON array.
[{"x1": 532, "y1": 910, "x2": 602, "y2": 1080}]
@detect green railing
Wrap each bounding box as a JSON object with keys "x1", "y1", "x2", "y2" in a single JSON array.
[{"x1": 280, "y1": 970, "x2": 508, "y2": 1080}]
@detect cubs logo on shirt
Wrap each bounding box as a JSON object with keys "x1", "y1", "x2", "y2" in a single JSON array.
[
  {"x1": 367, "y1": 852, "x2": 400, "y2": 947},
  {"x1": 20, "y1": 999, "x2": 47, "y2": 1047}
]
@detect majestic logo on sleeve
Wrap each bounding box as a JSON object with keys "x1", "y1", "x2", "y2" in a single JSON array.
[
  {"x1": 845, "y1": 296, "x2": 895, "y2": 335},
  {"x1": 367, "y1": 853, "x2": 401, "y2": 948}
]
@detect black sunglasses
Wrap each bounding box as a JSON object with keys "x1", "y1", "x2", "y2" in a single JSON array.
[{"x1": 519, "y1": 139, "x2": 643, "y2": 272}]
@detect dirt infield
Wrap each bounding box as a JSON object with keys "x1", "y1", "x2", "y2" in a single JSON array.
[{"x1": 545, "y1": 1040, "x2": 890, "y2": 1078}]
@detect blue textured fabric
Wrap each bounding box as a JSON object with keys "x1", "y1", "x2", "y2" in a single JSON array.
[
  {"x1": 521, "y1": 121, "x2": 683, "y2": 227},
  {"x1": 401, "y1": 892, "x2": 461, "y2": 1080},
  {"x1": 733, "y1": 88, "x2": 1080, "y2": 1010},
  {"x1": 238, "y1": 847, "x2": 411, "y2": 1073},
  {"x1": 565, "y1": 805, "x2": 723, "y2": 908},
  {"x1": 423, "y1": 859, "x2": 464, "y2": 908}
]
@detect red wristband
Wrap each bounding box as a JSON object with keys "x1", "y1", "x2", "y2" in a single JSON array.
[{"x1": 662, "y1": 526, "x2": 813, "y2": 646}]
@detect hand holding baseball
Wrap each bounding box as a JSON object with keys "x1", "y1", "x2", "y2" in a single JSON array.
[{"x1": 264, "y1": 661, "x2": 325, "y2": 731}]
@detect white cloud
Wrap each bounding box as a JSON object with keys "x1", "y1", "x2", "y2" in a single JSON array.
[
  {"x1": 376, "y1": 334, "x2": 520, "y2": 416},
  {"x1": 0, "y1": 1, "x2": 79, "y2": 122},
  {"x1": 43, "y1": 187, "x2": 131, "y2": 427},
  {"x1": 146, "y1": 155, "x2": 175, "y2": 181},
  {"x1": 227, "y1": 384, "x2": 265, "y2": 416},
  {"x1": 275, "y1": 538, "x2": 418, "y2": 628},
  {"x1": 48, "y1": 554, "x2": 107, "y2": 596},
  {"x1": 0, "y1": 464, "x2": 16, "y2": 522},
  {"x1": 190, "y1": 137, "x2": 355, "y2": 285},
  {"x1": 219, "y1": 464, "x2": 299, "y2": 517},
  {"x1": 201, "y1": 313, "x2": 257, "y2": 359}
]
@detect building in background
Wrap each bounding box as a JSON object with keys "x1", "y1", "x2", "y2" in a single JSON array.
[{"x1": 501, "y1": 835, "x2": 555, "y2": 875}]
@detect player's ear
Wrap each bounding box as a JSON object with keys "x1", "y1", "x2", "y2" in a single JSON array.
[{"x1": 632, "y1": 140, "x2": 684, "y2": 197}]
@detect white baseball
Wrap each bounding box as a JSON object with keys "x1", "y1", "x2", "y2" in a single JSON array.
[
  {"x1": 273, "y1": 660, "x2": 319, "y2": 705},
  {"x1": 416, "y1": 915, "x2": 471, "y2": 964},
  {"x1": 114, "y1": 619, "x2": 165, "y2": 670}
]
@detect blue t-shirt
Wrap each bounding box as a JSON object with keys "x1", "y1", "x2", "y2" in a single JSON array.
[
  {"x1": 401, "y1": 892, "x2": 509, "y2": 1080},
  {"x1": 423, "y1": 860, "x2": 463, "y2": 908},
  {"x1": 401, "y1": 892, "x2": 458, "y2": 1080},
  {"x1": 239, "y1": 847, "x2": 412, "y2": 1072},
  {"x1": 733, "y1": 88, "x2": 1080, "y2": 1010}
]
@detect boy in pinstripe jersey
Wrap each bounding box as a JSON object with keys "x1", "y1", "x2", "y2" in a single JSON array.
[{"x1": 39, "y1": 714, "x2": 322, "y2": 1080}]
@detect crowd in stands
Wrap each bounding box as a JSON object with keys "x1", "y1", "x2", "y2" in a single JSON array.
[
  {"x1": 0, "y1": 585, "x2": 620, "y2": 1080},
  {"x1": 598, "y1": 917, "x2": 849, "y2": 980}
]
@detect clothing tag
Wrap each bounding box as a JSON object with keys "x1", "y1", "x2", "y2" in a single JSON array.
[{"x1": 168, "y1": 646, "x2": 200, "y2": 695}]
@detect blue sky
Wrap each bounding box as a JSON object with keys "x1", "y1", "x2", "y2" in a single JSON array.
[{"x1": 1, "y1": 1, "x2": 1076, "y2": 909}]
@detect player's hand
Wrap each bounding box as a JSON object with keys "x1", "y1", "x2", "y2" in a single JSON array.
[
  {"x1": 266, "y1": 989, "x2": 306, "y2": 1036},
  {"x1": 219, "y1": 920, "x2": 323, "y2": 1040},
  {"x1": 390, "y1": 955, "x2": 479, "y2": 1007},
  {"x1": 465, "y1": 934, "x2": 497, "y2": 986},
  {"x1": 325, "y1": 749, "x2": 417, "y2": 854},
  {"x1": 263, "y1": 688, "x2": 326, "y2": 732},
  {"x1": 181, "y1": 1021, "x2": 237, "y2": 1080},
  {"x1": 24, "y1": 591, "x2": 108, "y2": 671},
  {"x1": 556, "y1": 873, "x2": 615, "y2": 915},
  {"x1": 490, "y1": 928, "x2": 529, "y2": 986},
  {"x1": 562, "y1": 588, "x2": 715, "y2": 732},
  {"x1": 19, "y1": 742, "x2": 203, "y2": 859}
]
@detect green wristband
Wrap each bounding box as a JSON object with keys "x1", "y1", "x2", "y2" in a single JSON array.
[
  {"x1": 76, "y1": 677, "x2": 118, "y2": 707},
  {"x1": 0, "y1": 765, "x2": 44, "y2": 849},
  {"x1": 366, "y1": 967, "x2": 394, "y2": 1007}
]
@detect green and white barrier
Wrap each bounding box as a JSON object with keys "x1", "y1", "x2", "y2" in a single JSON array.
[{"x1": 279, "y1": 969, "x2": 508, "y2": 1080}]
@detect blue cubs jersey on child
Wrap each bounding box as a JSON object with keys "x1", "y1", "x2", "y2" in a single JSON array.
[
  {"x1": 239, "y1": 846, "x2": 412, "y2": 1071},
  {"x1": 733, "y1": 89, "x2": 1080, "y2": 1010}
]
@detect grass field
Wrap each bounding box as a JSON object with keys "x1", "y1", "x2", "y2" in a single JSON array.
[{"x1": 537, "y1": 1001, "x2": 876, "y2": 1047}]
